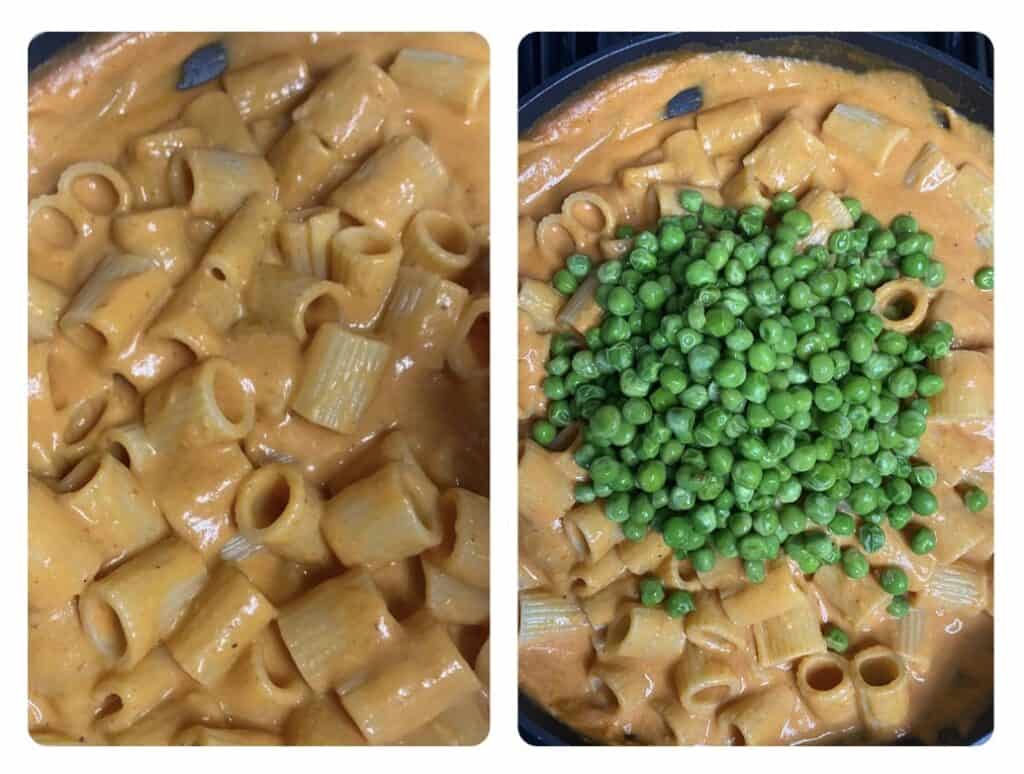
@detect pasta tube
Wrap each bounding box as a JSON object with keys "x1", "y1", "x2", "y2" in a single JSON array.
[
  {"x1": 212, "y1": 626, "x2": 308, "y2": 729},
  {"x1": 329, "y1": 225, "x2": 403, "y2": 328},
  {"x1": 851, "y1": 645, "x2": 910, "y2": 741},
  {"x1": 563, "y1": 502, "x2": 624, "y2": 565},
  {"x1": 339, "y1": 611, "x2": 481, "y2": 745},
  {"x1": 329, "y1": 136, "x2": 450, "y2": 237},
  {"x1": 289, "y1": 323, "x2": 392, "y2": 433},
  {"x1": 293, "y1": 55, "x2": 399, "y2": 156},
  {"x1": 721, "y1": 565, "x2": 806, "y2": 625},
  {"x1": 278, "y1": 206, "x2": 346, "y2": 279},
  {"x1": 717, "y1": 682, "x2": 797, "y2": 746},
  {"x1": 223, "y1": 53, "x2": 312, "y2": 120},
  {"x1": 277, "y1": 569, "x2": 404, "y2": 693},
  {"x1": 168, "y1": 148, "x2": 276, "y2": 220},
  {"x1": 684, "y1": 590, "x2": 752, "y2": 655},
  {"x1": 143, "y1": 357, "x2": 255, "y2": 449},
  {"x1": 379, "y1": 266, "x2": 469, "y2": 370},
  {"x1": 821, "y1": 103, "x2": 910, "y2": 170},
  {"x1": 79, "y1": 537, "x2": 208, "y2": 668},
  {"x1": 795, "y1": 652, "x2": 859, "y2": 730},
  {"x1": 28, "y1": 476, "x2": 103, "y2": 613},
  {"x1": 92, "y1": 646, "x2": 193, "y2": 734},
  {"x1": 696, "y1": 98, "x2": 763, "y2": 156},
  {"x1": 752, "y1": 597, "x2": 826, "y2": 666},
  {"x1": 182, "y1": 90, "x2": 258, "y2": 154},
  {"x1": 402, "y1": 209, "x2": 479, "y2": 279},
  {"x1": 674, "y1": 644, "x2": 743, "y2": 716},
  {"x1": 60, "y1": 253, "x2": 172, "y2": 356},
  {"x1": 110, "y1": 207, "x2": 202, "y2": 282},
  {"x1": 603, "y1": 605, "x2": 684, "y2": 661},
  {"x1": 322, "y1": 461, "x2": 442, "y2": 567},
  {"x1": 446, "y1": 293, "x2": 489, "y2": 381},
  {"x1": 519, "y1": 592, "x2": 589, "y2": 644},
  {"x1": 28, "y1": 275, "x2": 68, "y2": 342},
  {"x1": 56, "y1": 451, "x2": 169, "y2": 567},
  {"x1": 422, "y1": 556, "x2": 488, "y2": 625},
  {"x1": 200, "y1": 193, "x2": 283, "y2": 290},
  {"x1": 233, "y1": 463, "x2": 333, "y2": 567},
  {"x1": 286, "y1": 695, "x2": 367, "y2": 746},
  {"x1": 245, "y1": 262, "x2": 348, "y2": 341},
  {"x1": 166, "y1": 564, "x2": 277, "y2": 686},
  {"x1": 388, "y1": 48, "x2": 489, "y2": 112},
  {"x1": 427, "y1": 488, "x2": 489, "y2": 588}
]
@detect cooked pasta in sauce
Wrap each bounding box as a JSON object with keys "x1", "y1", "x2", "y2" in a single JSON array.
[
  {"x1": 518, "y1": 50, "x2": 992, "y2": 745},
  {"x1": 29, "y1": 31, "x2": 489, "y2": 746}
]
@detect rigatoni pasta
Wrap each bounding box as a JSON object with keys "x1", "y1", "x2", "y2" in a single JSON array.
[
  {"x1": 30, "y1": 31, "x2": 488, "y2": 746},
  {"x1": 518, "y1": 46, "x2": 992, "y2": 747}
]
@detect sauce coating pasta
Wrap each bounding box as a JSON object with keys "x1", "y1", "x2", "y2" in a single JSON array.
[
  {"x1": 29, "y1": 31, "x2": 489, "y2": 746},
  {"x1": 518, "y1": 49, "x2": 992, "y2": 745}
]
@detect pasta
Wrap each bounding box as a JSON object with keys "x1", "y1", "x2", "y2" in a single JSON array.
[
  {"x1": 29, "y1": 31, "x2": 488, "y2": 746},
  {"x1": 519, "y1": 47, "x2": 992, "y2": 746}
]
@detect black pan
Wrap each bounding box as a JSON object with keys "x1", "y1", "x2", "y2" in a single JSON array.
[{"x1": 518, "y1": 31, "x2": 993, "y2": 747}]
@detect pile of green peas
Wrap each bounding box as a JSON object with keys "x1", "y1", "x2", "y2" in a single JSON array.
[{"x1": 533, "y1": 187, "x2": 959, "y2": 622}]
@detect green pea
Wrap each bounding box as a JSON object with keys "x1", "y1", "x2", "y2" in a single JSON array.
[
  {"x1": 629, "y1": 493, "x2": 656, "y2": 525},
  {"x1": 639, "y1": 577, "x2": 666, "y2": 607},
  {"x1": 743, "y1": 559, "x2": 767, "y2": 583},
  {"x1": 813, "y1": 384, "x2": 843, "y2": 413},
  {"x1": 728, "y1": 512, "x2": 754, "y2": 540},
  {"x1": 879, "y1": 567, "x2": 909, "y2": 595},
  {"x1": 621, "y1": 519, "x2": 647, "y2": 542},
  {"x1": 597, "y1": 259, "x2": 624, "y2": 284},
  {"x1": 899, "y1": 252, "x2": 929, "y2": 279},
  {"x1": 829, "y1": 512, "x2": 856, "y2": 536},
  {"x1": 665, "y1": 589, "x2": 696, "y2": 618},
  {"x1": 974, "y1": 265, "x2": 994, "y2": 290},
  {"x1": 824, "y1": 625, "x2": 849, "y2": 653},
  {"x1": 891, "y1": 214, "x2": 918, "y2": 237},
  {"x1": 714, "y1": 529, "x2": 739, "y2": 558},
  {"x1": 909, "y1": 487, "x2": 938, "y2": 516},
  {"x1": 687, "y1": 503, "x2": 714, "y2": 534},
  {"x1": 574, "y1": 482, "x2": 596, "y2": 504},
  {"x1": 603, "y1": 492, "x2": 629, "y2": 523},
  {"x1": 857, "y1": 523, "x2": 886, "y2": 553},
  {"x1": 590, "y1": 405, "x2": 622, "y2": 438},
  {"x1": 553, "y1": 269, "x2": 578, "y2": 295},
  {"x1": 607, "y1": 286, "x2": 637, "y2": 317},
  {"x1": 768, "y1": 192, "x2": 796, "y2": 214},
  {"x1": 747, "y1": 342, "x2": 777, "y2": 373},
  {"x1": 637, "y1": 460, "x2": 667, "y2": 493},
  {"x1": 679, "y1": 189, "x2": 704, "y2": 213},
  {"x1": 887, "y1": 595, "x2": 910, "y2": 618},
  {"x1": 964, "y1": 486, "x2": 989, "y2": 513},
  {"x1": 910, "y1": 527, "x2": 937, "y2": 555},
  {"x1": 659, "y1": 224, "x2": 686, "y2": 254},
  {"x1": 887, "y1": 504, "x2": 913, "y2": 530},
  {"x1": 842, "y1": 548, "x2": 870, "y2": 579},
  {"x1": 566, "y1": 253, "x2": 592, "y2": 278},
  {"x1": 531, "y1": 420, "x2": 556, "y2": 446},
  {"x1": 916, "y1": 372, "x2": 944, "y2": 398},
  {"x1": 922, "y1": 260, "x2": 946, "y2": 288}
]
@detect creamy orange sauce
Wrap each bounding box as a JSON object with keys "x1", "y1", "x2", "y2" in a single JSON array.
[
  {"x1": 518, "y1": 50, "x2": 992, "y2": 745},
  {"x1": 30, "y1": 32, "x2": 488, "y2": 745}
]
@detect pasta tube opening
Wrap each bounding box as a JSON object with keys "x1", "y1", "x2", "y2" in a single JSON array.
[
  {"x1": 403, "y1": 210, "x2": 478, "y2": 279},
  {"x1": 873, "y1": 279, "x2": 930, "y2": 334}
]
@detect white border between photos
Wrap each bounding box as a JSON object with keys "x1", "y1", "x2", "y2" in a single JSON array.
[{"x1": 2, "y1": 4, "x2": 1018, "y2": 773}]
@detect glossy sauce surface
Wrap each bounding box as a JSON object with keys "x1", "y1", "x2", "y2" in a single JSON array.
[
  {"x1": 30, "y1": 31, "x2": 489, "y2": 745},
  {"x1": 518, "y1": 50, "x2": 992, "y2": 745}
]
